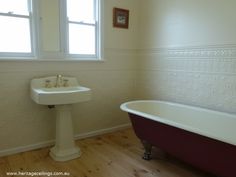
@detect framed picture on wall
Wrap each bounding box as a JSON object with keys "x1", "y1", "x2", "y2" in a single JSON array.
[{"x1": 113, "y1": 8, "x2": 129, "y2": 29}]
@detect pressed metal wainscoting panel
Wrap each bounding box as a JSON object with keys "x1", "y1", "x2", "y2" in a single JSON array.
[{"x1": 137, "y1": 44, "x2": 236, "y2": 113}]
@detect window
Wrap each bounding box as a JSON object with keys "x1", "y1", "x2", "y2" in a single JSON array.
[
  {"x1": 61, "y1": 0, "x2": 102, "y2": 59},
  {"x1": 0, "y1": 0, "x2": 36, "y2": 57},
  {"x1": 0, "y1": 0, "x2": 102, "y2": 60}
]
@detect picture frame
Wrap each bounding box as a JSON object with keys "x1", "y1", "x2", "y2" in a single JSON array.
[{"x1": 113, "y1": 8, "x2": 129, "y2": 29}]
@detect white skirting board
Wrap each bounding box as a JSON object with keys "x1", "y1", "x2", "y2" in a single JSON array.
[{"x1": 0, "y1": 123, "x2": 131, "y2": 158}]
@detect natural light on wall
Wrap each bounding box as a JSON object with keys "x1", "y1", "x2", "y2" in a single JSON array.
[{"x1": 0, "y1": 0, "x2": 32, "y2": 54}]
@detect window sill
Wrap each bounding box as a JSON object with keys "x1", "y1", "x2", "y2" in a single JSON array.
[{"x1": 0, "y1": 57, "x2": 105, "y2": 62}]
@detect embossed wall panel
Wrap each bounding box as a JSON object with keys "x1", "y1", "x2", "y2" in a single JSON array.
[{"x1": 137, "y1": 46, "x2": 236, "y2": 113}]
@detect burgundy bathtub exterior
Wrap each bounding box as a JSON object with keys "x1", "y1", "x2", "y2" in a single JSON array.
[{"x1": 129, "y1": 113, "x2": 236, "y2": 177}]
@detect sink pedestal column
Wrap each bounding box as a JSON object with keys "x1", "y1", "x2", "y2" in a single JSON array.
[{"x1": 50, "y1": 105, "x2": 80, "y2": 161}]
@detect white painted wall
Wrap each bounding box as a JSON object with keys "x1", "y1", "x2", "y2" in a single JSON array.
[
  {"x1": 139, "y1": 0, "x2": 236, "y2": 48},
  {"x1": 137, "y1": 0, "x2": 236, "y2": 113}
]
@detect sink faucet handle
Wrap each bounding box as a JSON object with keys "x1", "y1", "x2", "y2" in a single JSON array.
[
  {"x1": 63, "y1": 79, "x2": 69, "y2": 87},
  {"x1": 45, "y1": 79, "x2": 51, "y2": 88}
]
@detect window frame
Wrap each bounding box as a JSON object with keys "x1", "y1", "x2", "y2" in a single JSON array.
[
  {"x1": 0, "y1": 0, "x2": 103, "y2": 61},
  {"x1": 60, "y1": 0, "x2": 103, "y2": 60},
  {"x1": 0, "y1": 0, "x2": 38, "y2": 59}
]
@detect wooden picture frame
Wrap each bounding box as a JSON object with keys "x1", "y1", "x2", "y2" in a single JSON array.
[{"x1": 113, "y1": 8, "x2": 129, "y2": 29}]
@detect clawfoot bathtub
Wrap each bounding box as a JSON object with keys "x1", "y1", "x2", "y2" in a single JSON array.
[{"x1": 121, "y1": 100, "x2": 236, "y2": 177}]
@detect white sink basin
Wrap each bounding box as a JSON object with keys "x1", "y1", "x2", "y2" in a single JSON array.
[{"x1": 30, "y1": 75, "x2": 91, "y2": 105}]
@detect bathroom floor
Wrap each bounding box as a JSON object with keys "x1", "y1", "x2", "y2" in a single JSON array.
[{"x1": 0, "y1": 129, "x2": 213, "y2": 177}]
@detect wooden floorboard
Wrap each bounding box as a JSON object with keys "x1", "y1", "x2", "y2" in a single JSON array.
[{"x1": 0, "y1": 128, "x2": 213, "y2": 177}]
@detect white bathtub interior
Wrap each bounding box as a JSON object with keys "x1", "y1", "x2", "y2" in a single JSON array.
[{"x1": 121, "y1": 100, "x2": 236, "y2": 146}]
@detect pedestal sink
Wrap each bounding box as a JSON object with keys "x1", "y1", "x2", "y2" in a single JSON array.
[{"x1": 30, "y1": 75, "x2": 91, "y2": 161}]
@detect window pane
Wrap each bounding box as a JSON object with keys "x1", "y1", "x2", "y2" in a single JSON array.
[
  {"x1": 0, "y1": 16, "x2": 31, "y2": 53},
  {"x1": 67, "y1": 0, "x2": 95, "y2": 23},
  {"x1": 69, "y1": 24, "x2": 95, "y2": 55},
  {"x1": 0, "y1": 0, "x2": 29, "y2": 15}
]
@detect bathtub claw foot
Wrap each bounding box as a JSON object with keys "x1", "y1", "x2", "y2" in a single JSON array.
[
  {"x1": 141, "y1": 140, "x2": 152, "y2": 160},
  {"x1": 143, "y1": 152, "x2": 152, "y2": 160}
]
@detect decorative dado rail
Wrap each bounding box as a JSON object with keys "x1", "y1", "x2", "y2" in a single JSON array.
[
  {"x1": 138, "y1": 44, "x2": 236, "y2": 75},
  {"x1": 138, "y1": 44, "x2": 236, "y2": 58}
]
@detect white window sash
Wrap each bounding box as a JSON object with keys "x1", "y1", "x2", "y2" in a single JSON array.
[
  {"x1": 0, "y1": 0, "x2": 37, "y2": 59},
  {"x1": 60, "y1": 0, "x2": 101, "y2": 60}
]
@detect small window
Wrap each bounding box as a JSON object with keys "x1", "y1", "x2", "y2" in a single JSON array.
[
  {"x1": 0, "y1": 0, "x2": 35, "y2": 57},
  {"x1": 61, "y1": 0, "x2": 102, "y2": 59}
]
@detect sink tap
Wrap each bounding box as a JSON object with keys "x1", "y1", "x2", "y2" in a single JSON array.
[{"x1": 55, "y1": 74, "x2": 62, "y2": 87}]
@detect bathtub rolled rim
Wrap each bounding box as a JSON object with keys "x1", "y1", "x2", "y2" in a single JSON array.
[
  {"x1": 120, "y1": 100, "x2": 236, "y2": 117},
  {"x1": 120, "y1": 100, "x2": 205, "y2": 138},
  {"x1": 120, "y1": 100, "x2": 236, "y2": 146}
]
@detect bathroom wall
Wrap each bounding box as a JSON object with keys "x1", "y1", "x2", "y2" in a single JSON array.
[
  {"x1": 0, "y1": 0, "x2": 139, "y2": 156},
  {"x1": 137, "y1": 0, "x2": 236, "y2": 113}
]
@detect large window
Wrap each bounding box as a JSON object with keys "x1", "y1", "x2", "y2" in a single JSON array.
[
  {"x1": 61, "y1": 0, "x2": 102, "y2": 59},
  {"x1": 0, "y1": 0, "x2": 35, "y2": 57},
  {"x1": 0, "y1": 0, "x2": 102, "y2": 60}
]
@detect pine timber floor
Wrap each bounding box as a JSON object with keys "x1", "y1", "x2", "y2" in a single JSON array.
[{"x1": 0, "y1": 128, "x2": 214, "y2": 177}]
